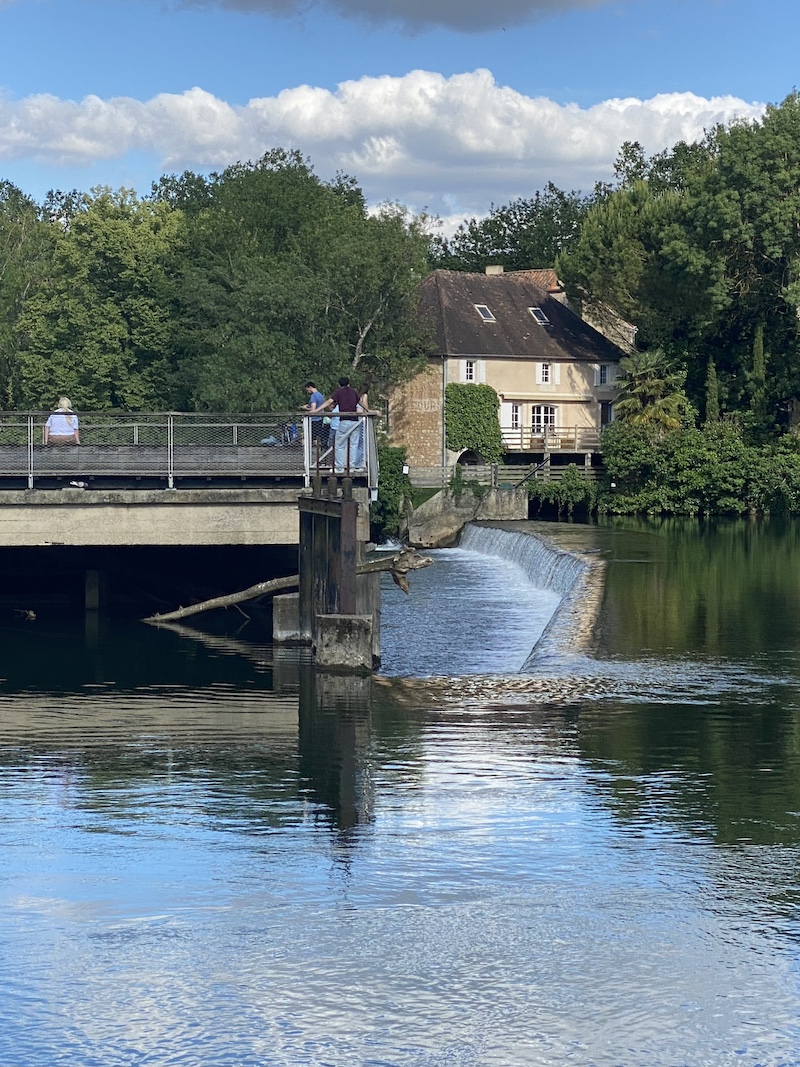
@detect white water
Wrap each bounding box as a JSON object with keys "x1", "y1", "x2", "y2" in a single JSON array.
[{"x1": 379, "y1": 526, "x2": 567, "y2": 677}]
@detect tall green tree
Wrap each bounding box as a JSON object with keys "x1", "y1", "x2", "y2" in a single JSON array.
[
  {"x1": 614, "y1": 349, "x2": 691, "y2": 432},
  {"x1": 559, "y1": 93, "x2": 800, "y2": 427},
  {"x1": 159, "y1": 151, "x2": 430, "y2": 411},
  {"x1": 17, "y1": 188, "x2": 184, "y2": 409},
  {"x1": 0, "y1": 182, "x2": 56, "y2": 406},
  {"x1": 431, "y1": 183, "x2": 594, "y2": 272}
]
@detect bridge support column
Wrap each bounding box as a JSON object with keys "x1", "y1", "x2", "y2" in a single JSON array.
[
  {"x1": 297, "y1": 475, "x2": 379, "y2": 671},
  {"x1": 85, "y1": 568, "x2": 105, "y2": 612}
]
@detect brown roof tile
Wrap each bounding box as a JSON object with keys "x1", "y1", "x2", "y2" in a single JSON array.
[{"x1": 420, "y1": 270, "x2": 624, "y2": 364}]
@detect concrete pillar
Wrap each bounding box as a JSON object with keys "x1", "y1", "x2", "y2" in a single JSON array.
[
  {"x1": 85, "y1": 568, "x2": 103, "y2": 612},
  {"x1": 356, "y1": 571, "x2": 381, "y2": 668},
  {"x1": 314, "y1": 613, "x2": 374, "y2": 672},
  {"x1": 272, "y1": 592, "x2": 309, "y2": 644}
]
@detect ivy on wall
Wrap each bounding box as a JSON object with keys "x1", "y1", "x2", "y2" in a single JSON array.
[{"x1": 444, "y1": 383, "x2": 504, "y2": 463}]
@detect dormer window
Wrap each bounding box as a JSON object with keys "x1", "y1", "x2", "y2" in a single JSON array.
[
  {"x1": 474, "y1": 304, "x2": 496, "y2": 322},
  {"x1": 529, "y1": 307, "x2": 550, "y2": 325}
]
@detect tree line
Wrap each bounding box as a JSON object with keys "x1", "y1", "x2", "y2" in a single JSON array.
[
  {"x1": 0, "y1": 149, "x2": 431, "y2": 412},
  {"x1": 3, "y1": 90, "x2": 800, "y2": 443}
]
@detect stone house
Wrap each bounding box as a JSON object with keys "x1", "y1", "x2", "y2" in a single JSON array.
[{"x1": 387, "y1": 267, "x2": 627, "y2": 469}]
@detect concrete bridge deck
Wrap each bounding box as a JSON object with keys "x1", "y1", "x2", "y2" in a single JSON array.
[{"x1": 0, "y1": 412, "x2": 378, "y2": 547}]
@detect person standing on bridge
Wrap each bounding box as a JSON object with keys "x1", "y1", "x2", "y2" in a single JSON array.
[
  {"x1": 44, "y1": 397, "x2": 80, "y2": 445},
  {"x1": 318, "y1": 377, "x2": 363, "y2": 471},
  {"x1": 301, "y1": 381, "x2": 328, "y2": 452}
]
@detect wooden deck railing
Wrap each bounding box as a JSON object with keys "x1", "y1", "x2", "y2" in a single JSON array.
[
  {"x1": 408, "y1": 463, "x2": 601, "y2": 488},
  {"x1": 500, "y1": 426, "x2": 601, "y2": 452}
]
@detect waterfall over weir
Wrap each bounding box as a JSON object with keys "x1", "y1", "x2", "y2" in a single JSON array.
[{"x1": 458, "y1": 523, "x2": 607, "y2": 667}]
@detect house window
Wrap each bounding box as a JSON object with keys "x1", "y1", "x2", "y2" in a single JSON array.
[
  {"x1": 511, "y1": 404, "x2": 520, "y2": 430},
  {"x1": 532, "y1": 405, "x2": 557, "y2": 433},
  {"x1": 464, "y1": 360, "x2": 476, "y2": 382},
  {"x1": 599, "y1": 364, "x2": 608, "y2": 385},
  {"x1": 529, "y1": 307, "x2": 550, "y2": 325},
  {"x1": 541, "y1": 363, "x2": 551, "y2": 384},
  {"x1": 474, "y1": 304, "x2": 495, "y2": 322}
]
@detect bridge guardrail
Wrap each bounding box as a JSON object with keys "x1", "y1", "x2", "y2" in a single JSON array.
[{"x1": 0, "y1": 412, "x2": 379, "y2": 493}]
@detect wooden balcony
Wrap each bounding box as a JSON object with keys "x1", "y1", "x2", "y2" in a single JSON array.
[{"x1": 501, "y1": 426, "x2": 601, "y2": 452}]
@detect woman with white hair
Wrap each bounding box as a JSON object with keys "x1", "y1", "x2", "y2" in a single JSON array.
[{"x1": 44, "y1": 397, "x2": 80, "y2": 445}]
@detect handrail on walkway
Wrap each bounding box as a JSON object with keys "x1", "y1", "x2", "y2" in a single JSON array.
[{"x1": 0, "y1": 411, "x2": 380, "y2": 493}]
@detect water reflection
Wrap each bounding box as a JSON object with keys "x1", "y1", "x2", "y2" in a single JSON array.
[{"x1": 2, "y1": 521, "x2": 800, "y2": 1064}]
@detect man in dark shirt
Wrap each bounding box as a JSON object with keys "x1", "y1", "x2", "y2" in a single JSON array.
[{"x1": 319, "y1": 377, "x2": 364, "y2": 470}]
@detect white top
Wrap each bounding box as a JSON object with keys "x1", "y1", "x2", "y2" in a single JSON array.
[{"x1": 46, "y1": 412, "x2": 79, "y2": 435}]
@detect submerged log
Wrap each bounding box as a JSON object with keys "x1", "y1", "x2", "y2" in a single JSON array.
[{"x1": 142, "y1": 548, "x2": 433, "y2": 625}]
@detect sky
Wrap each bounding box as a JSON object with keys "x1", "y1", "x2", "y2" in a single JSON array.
[{"x1": 0, "y1": 0, "x2": 796, "y2": 229}]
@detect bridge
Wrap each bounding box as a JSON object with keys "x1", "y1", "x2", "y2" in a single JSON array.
[{"x1": 0, "y1": 411, "x2": 379, "y2": 547}]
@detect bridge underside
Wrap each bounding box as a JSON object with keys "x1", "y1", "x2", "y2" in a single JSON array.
[{"x1": 0, "y1": 542, "x2": 300, "y2": 616}]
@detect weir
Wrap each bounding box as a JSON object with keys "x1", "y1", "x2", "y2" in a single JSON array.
[{"x1": 459, "y1": 522, "x2": 607, "y2": 664}]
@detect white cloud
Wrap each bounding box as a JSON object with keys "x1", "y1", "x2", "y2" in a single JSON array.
[{"x1": 0, "y1": 71, "x2": 765, "y2": 218}]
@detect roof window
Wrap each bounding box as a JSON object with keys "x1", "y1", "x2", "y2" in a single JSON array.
[
  {"x1": 474, "y1": 304, "x2": 496, "y2": 322},
  {"x1": 529, "y1": 307, "x2": 550, "y2": 325}
]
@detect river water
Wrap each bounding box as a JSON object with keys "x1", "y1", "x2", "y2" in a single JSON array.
[{"x1": 1, "y1": 518, "x2": 800, "y2": 1066}]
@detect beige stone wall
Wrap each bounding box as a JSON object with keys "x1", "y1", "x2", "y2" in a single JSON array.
[
  {"x1": 447, "y1": 356, "x2": 617, "y2": 433},
  {"x1": 386, "y1": 361, "x2": 443, "y2": 466}
]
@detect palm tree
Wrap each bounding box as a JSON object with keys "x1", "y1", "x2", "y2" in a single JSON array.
[{"x1": 614, "y1": 349, "x2": 689, "y2": 431}]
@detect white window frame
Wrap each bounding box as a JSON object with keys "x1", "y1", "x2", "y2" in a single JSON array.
[
  {"x1": 535, "y1": 362, "x2": 561, "y2": 385},
  {"x1": 464, "y1": 359, "x2": 476, "y2": 382},
  {"x1": 532, "y1": 405, "x2": 557, "y2": 434},
  {"x1": 510, "y1": 403, "x2": 520, "y2": 430},
  {"x1": 529, "y1": 306, "x2": 550, "y2": 325},
  {"x1": 599, "y1": 364, "x2": 608, "y2": 385},
  {"x1": 474, "y1": 304, "x2": 495, "y2": 322}
]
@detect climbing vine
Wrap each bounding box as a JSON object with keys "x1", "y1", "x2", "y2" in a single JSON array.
[{"x1": 444, "y1": 383, "x2": 504, "y2": 463}]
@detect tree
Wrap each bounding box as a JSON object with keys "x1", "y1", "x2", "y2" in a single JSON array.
[
  {"x1": 431, "y1": 183, "x2": 593, "y2": 272},
  {"x1": 158, "y1": 151, "x2": 431, "y2": 411},
  {"x1": 705, "y1": 360, "x2": 720, "y2": 423},
  {"x1": 0, "y1": 182, "x2": 56, "y2": 406},
  {"x1": 614, "y1": 350, "x2": 691, "y2": 432},
  {"x1": 16, "y1": 188, "x2": 184, "y2": 410}
]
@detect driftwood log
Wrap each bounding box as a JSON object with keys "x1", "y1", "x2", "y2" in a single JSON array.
[{"x1": 142, "y1": 548, "x2": 433, "y2": 625}]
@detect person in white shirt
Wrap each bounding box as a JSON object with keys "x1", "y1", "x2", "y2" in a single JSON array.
[{"x1": 44, "y1": 397, "x2": 80, "y2": 445}]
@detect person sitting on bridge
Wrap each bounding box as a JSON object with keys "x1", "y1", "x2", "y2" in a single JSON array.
[{"x1": 44, "y1": 397, "x2": 80, "y2": 446}]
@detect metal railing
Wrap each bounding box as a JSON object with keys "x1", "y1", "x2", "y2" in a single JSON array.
[
  {"x1": 407, "y1": 463, "x2": 601, "y2": 488},
  {"x1": 500, "y1": 425, "x2": 602, "y2": 452},
  {"x1": 0, "y1": 412, "x2": 379, "y2": 493}
]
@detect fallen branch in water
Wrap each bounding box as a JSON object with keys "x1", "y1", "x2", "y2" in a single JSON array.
[{"x1": 142, "y1": 548, "x2": 433, "y2": 624}]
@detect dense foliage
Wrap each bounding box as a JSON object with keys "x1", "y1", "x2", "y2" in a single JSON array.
[
  {"x1": 0, "y1": 151, "x2": 432, "y2": 411},
  {"x1": 431, "y1": 183, "x2": 595, "y2": 273},
  {"x1": 370, "y1": 445, "x2": 412, "y2": 540},
  {"x1": 600, "y1": 420, "x2": 800, "y2": 515},
  {"x1": 557, "y1": 92, "x2": 800, "y2": 433},
  {"x1": 444, "y1": 383, "x2": 504, "y2": 462}
]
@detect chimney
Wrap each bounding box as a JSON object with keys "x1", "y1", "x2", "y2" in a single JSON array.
[{"x1": 485, "y1": 265, "x2": 504, "y2": 275}]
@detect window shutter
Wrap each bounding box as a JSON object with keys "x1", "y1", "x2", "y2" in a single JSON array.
[
  {"x1": 535, "y1": 363, "x2": 543, "y2": 385},
  {"x1": 593, "y1": 365, "x2": 600, "y2": 386},
  {"x1": 553, "y1": 363, "x2": 561, "y2": 386}
]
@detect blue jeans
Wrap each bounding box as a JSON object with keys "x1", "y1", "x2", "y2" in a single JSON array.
[{"x1": 334, "y1": 419, "x2": 363, "y2": 469}]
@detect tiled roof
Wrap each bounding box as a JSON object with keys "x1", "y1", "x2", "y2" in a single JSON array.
[{"x1": 420, "y1": 270, "x2": 624, "y2": 363}]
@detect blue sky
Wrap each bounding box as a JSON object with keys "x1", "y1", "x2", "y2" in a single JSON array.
[{"x1": 0, "y1": 0, "x2": 795, "y2": 224}]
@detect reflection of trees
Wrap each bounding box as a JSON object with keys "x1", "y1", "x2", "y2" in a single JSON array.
[
  {"x1": 577, "y1": 695, "x2": 800, "y2": 851},
  {"x1": 599, "y1": 517, "x2": 800, "y2": 657}
]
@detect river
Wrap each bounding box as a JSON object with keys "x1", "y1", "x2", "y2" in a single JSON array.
[{"x1": 1, "y1": 517, "x2": 799, "y2": 1066}]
